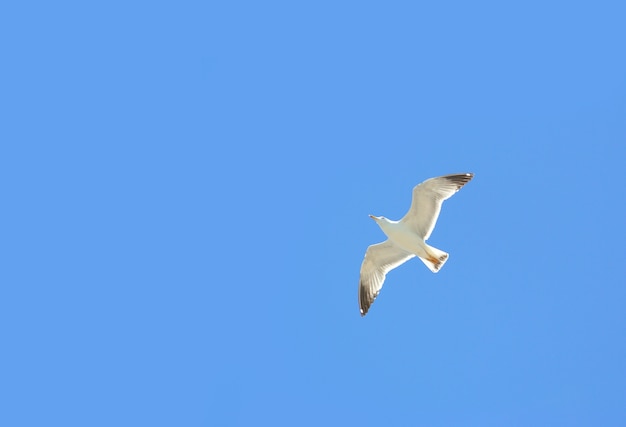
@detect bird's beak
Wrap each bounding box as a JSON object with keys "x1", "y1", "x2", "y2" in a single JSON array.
[{"x1": 369, "y1": 215, "x2": 376, "y2": 220}]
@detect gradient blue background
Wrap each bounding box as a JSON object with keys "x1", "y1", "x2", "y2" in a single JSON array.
[{"x1": 2, "y1": 1, "x2": 625, "y2": 426}]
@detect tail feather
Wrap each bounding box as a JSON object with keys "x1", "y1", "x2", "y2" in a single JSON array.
[{"x1": 418, "y1": 244, "x2": 449, "y2": 273}]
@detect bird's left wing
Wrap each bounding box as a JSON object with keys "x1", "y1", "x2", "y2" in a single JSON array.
[
  {"x1": 401, "y1": 173, "x2": 473, "y2": 240},
  {"x1": 359, "y1": 240, "x2": 414, "y2": 316}
]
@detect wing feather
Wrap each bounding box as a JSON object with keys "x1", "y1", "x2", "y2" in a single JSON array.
[
  {"x1": 358, "y1": 241, "x2": 414, "y2": 316},
  {"x1": 401, "y1": 173, "x2": 474, "y2": 240}
]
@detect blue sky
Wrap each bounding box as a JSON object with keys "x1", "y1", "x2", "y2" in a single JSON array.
[{"x1": 2, "y1": 1, "x2": 626, "y2": 426}]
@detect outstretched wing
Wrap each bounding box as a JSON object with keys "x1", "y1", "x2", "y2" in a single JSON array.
[
  {"x1": 401, "y1": 173, "x2": 474, "y2": 240},
  {"x1": 359, "y1": 240, "x2": 414, "y2": 316}
]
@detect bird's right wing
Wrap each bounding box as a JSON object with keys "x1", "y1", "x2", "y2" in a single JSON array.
[
  {"x1": 401, "y1": 173, "x2": 474, "y2": 240},
  {"x1": 359, "y1": 240, "x2": 414, "y2": 316}
]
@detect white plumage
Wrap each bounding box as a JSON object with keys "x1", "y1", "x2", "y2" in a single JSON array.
[{"x1": 359, "y1": 173, "x2": 474, "y2": 316}]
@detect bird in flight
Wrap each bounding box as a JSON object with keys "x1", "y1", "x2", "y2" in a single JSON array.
[{"x1": 358, "y1": 173, "x2": 474, "y2": 316}]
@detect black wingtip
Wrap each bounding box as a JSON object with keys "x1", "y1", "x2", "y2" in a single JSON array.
[
  {"x1": 444, "y1": 173, "x2": 474, "y2": 189},
  {"x1": 359, "y1": 296, "x2": 369, "y2": 317}
]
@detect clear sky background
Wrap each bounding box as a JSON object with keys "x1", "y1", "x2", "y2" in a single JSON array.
[{"x1": 2, "y1": 1, "x2": 626, "y2": 426}]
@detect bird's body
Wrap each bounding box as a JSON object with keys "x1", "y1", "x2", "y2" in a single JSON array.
[
  {"x1": 359, "y1": 173, "x2": 474, "y2": 316},
  {"x1": 374, "y1": 219, "x2": 431, "y2": 260}
]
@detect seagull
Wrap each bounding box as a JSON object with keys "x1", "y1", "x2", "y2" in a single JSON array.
[{"x1": 358, "y1": 173, "x2": 474, "y2": 316}]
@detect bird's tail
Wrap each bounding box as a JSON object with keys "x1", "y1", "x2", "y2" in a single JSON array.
[{"x1": 418, "y1": 244, "x2": 449, "y2": 273}]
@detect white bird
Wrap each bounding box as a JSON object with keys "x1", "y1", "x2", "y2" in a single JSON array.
[{"x1": 359, "y1": 173, "x2": 474, "y2": 316}]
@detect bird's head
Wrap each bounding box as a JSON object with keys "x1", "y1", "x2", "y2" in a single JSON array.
[{"x1": 369, "y1": 215, "x2": 386, "y2": 222}]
